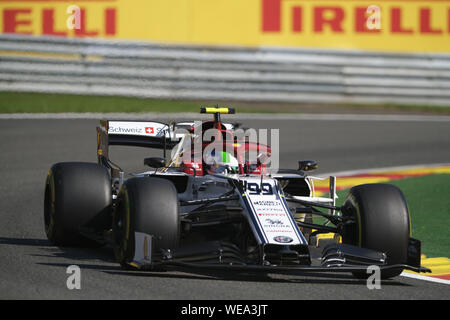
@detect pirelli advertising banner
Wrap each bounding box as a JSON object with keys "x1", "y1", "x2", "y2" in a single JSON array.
[{"x1": 1, "y1": 0, "x2": 449, "y2": 53}]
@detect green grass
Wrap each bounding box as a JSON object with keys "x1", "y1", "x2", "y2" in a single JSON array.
[
  {"x1": 334, "y1": 174, "x2": 450, "y2": 258},
  {"x1": 1, "y1": 91, "x2": 450, "y2": 114},
  {"x1": 0, "y1": 92, "x2": 203, "y2": 113},
  {"x1": 0, "y1": 92, "x2": 274, "y2": 114}
]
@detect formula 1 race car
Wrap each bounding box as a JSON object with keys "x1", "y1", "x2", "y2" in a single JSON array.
[{"x1": 44, "y1": 107, "x2": 430, "y2": 279}]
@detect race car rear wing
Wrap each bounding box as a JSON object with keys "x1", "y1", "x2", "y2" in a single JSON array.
[
  {"x1": 96, "y1": 117, "x2": 238, "y2": 167},
  {"x1": 97, "y1": 119, "x2": 178, "y2": 155},
  {"x1": 98, "y1": 119, "x2": 237, "y2": 152},
  {"x1": 96, "y1": 120, "x2": 181, "y2": 172}
]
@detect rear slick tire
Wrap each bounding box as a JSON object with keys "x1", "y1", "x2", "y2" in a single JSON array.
[{"x1": 44, "y1": 162, "x2": 111, "y2": 247}]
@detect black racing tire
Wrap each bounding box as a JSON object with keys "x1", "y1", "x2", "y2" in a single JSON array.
[
  {"x1": 113, "y1": 177, "x2": 180, "y2": 269},
  {"x1": 44, "y1": 162, "x2": 112, "y2": 247},
  {"x1": 341, "y1": 183, "x2": 410, "y2": 279}
]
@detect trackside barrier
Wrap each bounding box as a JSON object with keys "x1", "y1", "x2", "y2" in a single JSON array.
[{"x1": 1, "y1": 34, "x2": 450, "y2": 107}]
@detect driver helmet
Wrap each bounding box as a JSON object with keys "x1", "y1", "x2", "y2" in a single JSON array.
[{"x1": 205, "y1": 150, "x2": 239, "y2": 174}]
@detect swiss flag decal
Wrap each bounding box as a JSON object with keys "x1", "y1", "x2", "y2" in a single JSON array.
[{"x1": 145, "y1": 127, "x2": 154, "y2": 134}]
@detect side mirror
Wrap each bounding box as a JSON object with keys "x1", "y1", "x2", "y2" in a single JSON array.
[
  {"x1": 298, "y1": 160, "x2": 318, "y2": 171},
  {"x1": 144, "y1": 157, "x2": 166, "y2": 168}
]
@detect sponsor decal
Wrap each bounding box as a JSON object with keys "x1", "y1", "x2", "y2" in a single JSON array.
[
  {"x1": 265, "y1": 218, "x2": 283, "y2": 225},
  {"x1": 273, "y1": 235, "x2": 293, "y2": 243},
  {"x1": 242, "y1": 177, "x2": 303, "y2": 245},
  {"x1": 1, "y1": 0, "x2": 448, "y2": 52},
  {"x1": 109, "y1": 126, "x2": 143, "y2": 134},
  {"x1": 108, "y1": 121, "x2": 167, "y2": 137},
  {"x1": 253, "y1": 200, "x2": 280, "y2": 206},
  {"x1": 262, "y1": 0, "x2": 450, "y2": 37},
  {"x1": 1, "y1": 3, "x2": 116, "y2": 37}
]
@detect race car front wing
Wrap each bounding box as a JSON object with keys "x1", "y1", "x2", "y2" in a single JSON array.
[{"x1": 128, "y1": 231, "x2": 430, "y2": 275}]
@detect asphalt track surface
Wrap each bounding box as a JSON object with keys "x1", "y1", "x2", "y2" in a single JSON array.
[{"x1": 1, "y1": 116, "x2": 450, "y2": 300}]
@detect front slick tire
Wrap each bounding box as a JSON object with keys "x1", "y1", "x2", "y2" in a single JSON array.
[
  {"x1": 342, "y1": 183, "x2": 411, "y2": 279},
  {"x1": 113, "y1": 177, "x2": 179, "y2": 270}
]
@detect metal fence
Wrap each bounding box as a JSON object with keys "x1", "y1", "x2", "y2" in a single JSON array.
[{"x1": 1, "y1": 34, "x2": 450, "y2": 107}]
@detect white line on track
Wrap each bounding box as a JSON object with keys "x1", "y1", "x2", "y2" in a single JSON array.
[
  {"x1": 2, "y1": 112, "x2": 450, "y2": 122},
  {"x1": 400, "y1": 272, "x2": 450, "y2": 285}
]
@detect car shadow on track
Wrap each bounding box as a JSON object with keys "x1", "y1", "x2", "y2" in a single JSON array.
[
  {"x1": 104, "y1": 266, "x2": 410, "y2": 287},
  {"x1": 0, "y1": 237, "x2": 50, "y2": 247},
  {"x1": 0, "y1": 236, "x2": 411, "y2": 287},
  {"x1": 0, "y1": 236, "x2": 117, "y2": 265}
]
